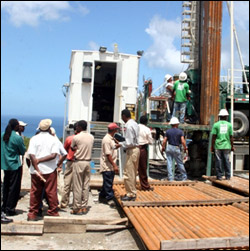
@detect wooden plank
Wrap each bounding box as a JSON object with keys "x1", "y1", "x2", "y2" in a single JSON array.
[
  {"x1": 86, "y1": 224, "x2": 129, "y2": 231},
  {"x1": 1, "y1": 222, "x2": 43, "y2": 235},
  {"x1": 202, "y1": 175, "x2": 249, "y2": 195},
  {"x1": 161, "y1": 236, "x2": 249, "y2": 250},
  {"x1": 44, "y1": 223, "x2": 86, "y2": 233},
  {"x1": 43, "y1": 216, "x2": 128, "y2": 225},
  {"x1": 122, "y1": 198, "x2": 249, "y2": 207}
]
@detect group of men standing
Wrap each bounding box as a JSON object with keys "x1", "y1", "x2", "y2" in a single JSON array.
[{"x1": 1, "y1": 103, "x2": 234, "y2": 222}]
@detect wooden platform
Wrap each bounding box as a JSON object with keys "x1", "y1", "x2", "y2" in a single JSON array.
[{"x1": 203, "y1": 176, "x2": 249, "y2": 196}]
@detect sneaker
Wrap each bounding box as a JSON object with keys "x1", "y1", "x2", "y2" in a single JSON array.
[
  {"x1": 70, "y1": 209, "x2": 83, "y2": 215},
  {"x1": 121, "y1": 195, "x2": 136, "y2": 201},
  {"x1": 1, "y1": 215, "x2": 13, "y2": 224},
  {"x1": 107, "y1": 200, "x2": 116, "y2": 208},
  {"x1": 81, "y1": 207, "x2": 89, "y2": 215},
  {"x1": 27, "y1": 216, "x2": 42, "y2": 221},
  {"x1": 217, "y1": 177, "x2": 223, "y2": 181}
]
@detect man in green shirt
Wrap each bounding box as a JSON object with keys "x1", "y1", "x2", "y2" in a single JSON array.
[
  {"x1": 172, "y1": 72, "x2": 190, "y2": 124},
  {"x1": 1, "y1": 119, "x2": 26, "y2": 216},
  {"x1": 211, "y1": 109, "x2": 234, "y2": 180}
]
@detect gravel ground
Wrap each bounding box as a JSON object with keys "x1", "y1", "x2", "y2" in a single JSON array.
[{"x1": 1, "y1": 166, "x2": 145, "y2": 250}]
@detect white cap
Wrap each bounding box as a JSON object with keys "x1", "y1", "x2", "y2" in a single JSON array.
[
  {"x1": 170, "y1": 117, "x2": 180, "y2": 125},
  {"x1": 179, "y1": 72, "x2": 187, "y2": 81},
  {"x1": 164, "y1": 74, "x2": 172, "y2": 82},
  {"x1": 19, "y1": 121, "x2": 27, "y2": 127},
  {"x1": 218, "y1": 109, "x2": 229, "y2": 116}
]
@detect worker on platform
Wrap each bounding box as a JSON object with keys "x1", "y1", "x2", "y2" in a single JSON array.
[
  {"x1": 99, "y1": 123, "x2": 120, "y2": 208},
  {"x1": 172, "y1": 72, "x2": 190, "y2": 124},
  {"x1": 138, "y1": 115, "x2": 154, "y2": 191},
  {"x1": 211, "y1": 109, "x2": 234, "y2": 180},
  {"x1": 70, "y1": 120, "x2": 94, "y2": 215},
  {"x1": 120, "y1": 109, "x2": 140, "y2": 201},
  {"x1": 161, "y1": 117, "x2": 188, "y2": 181},
  {"x1": 164, "y1": 74, "x2": 174, "y2": 122}
]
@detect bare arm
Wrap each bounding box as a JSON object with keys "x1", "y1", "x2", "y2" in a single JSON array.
[
  {"x1": 161, "y1": 136, "x2": 168, "y2": 153},
  {"x1": 230, "y1": 136, "x2": 234, "y2": 151},
  {"x1": 107, "y1": 154, "x2": 119, "y2": 173},
  {"x1": 37, "y1": 153, "x2": 57, "y2": 164},
  {"x1": 211, "y1": 134, "x2": 217, "y2": 153},
  {"x1": 181, "y1": 136, "x2": 187, "y2": 153}
]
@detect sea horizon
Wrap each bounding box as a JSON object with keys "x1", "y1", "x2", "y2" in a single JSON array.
[{"x1": 1, "y1": 114, "x2": 65, "y2": 138}]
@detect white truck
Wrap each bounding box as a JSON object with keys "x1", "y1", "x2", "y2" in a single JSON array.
[{"x1": 63, "y1": 48, "x2": 141, "y2": 139}]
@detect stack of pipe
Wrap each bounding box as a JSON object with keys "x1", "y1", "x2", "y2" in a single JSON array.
[{"x1": 200, "y1": 1, "x2": 223, "y2": 125}]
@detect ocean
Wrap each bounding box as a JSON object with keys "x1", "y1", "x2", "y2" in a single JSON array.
[{"x1": 1, "y1": 115, "x2": 64, "y2": 139}]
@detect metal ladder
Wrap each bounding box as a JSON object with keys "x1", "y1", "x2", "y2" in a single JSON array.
[{"x1": 181, "y1": 1, "x2": 200, "y2": 67}]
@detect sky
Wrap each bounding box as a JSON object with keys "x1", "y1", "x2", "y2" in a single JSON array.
[{"x1": 1, "y1": 1, "x2": 249, "y2": 117}]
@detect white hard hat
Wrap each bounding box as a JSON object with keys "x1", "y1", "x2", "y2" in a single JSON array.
[
  {"x1": 164, "y1": 74, "x2": 172, "y2": 82},
  {"x1": 179, "y1": 72, "x2": 187, "y2": 81},
  {"x1": 218, "y1": 109, "x2": 229, "y2": 116},
  {"x1": 170, "y1": 117, "x2": 180, "y2": 125}
]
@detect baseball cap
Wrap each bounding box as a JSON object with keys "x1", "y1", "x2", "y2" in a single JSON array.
[
  {"x1": 19, "y1": 121, "x2": 27, "y2": 127},
  {"x1": 108, "y1": 123, "x2": 120, "y2": 130},
  {"x1": 38, "y1": 119, "x2": 52, "y2": 131}
]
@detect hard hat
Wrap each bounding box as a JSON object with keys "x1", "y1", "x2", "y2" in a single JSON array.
[
  {"x1": 170, "y1": 117, "x2": 180, "y2": 125},
  {"x1": 164, "y1": 74, "x2": 172, "y2": 82},
  {"x1": 218, "y1": 109, "x2": 229, "y2": 116},
  {"x1": 179, "y1": 72, "x2": 187, "y2": 81}
]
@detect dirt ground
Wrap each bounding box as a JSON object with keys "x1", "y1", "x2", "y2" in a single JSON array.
[{"x1": 1, "y1": 166, "x2": 145, "y2": 250}]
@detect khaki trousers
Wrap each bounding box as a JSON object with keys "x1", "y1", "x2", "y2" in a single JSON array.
[
  {"x1": 72, "y1": 160, "x2": 90, "y2": 210},
  {"x1": 60, "y1": 160, "x2": 74, "y2": 207},
  {"x1": 123, "y1": 147, "x2": 140, "y2": 197}
]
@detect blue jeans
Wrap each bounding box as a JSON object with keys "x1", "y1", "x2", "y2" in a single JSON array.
[
  {"x1": 166, "y1": 145, "x2": 187, "y2": 181},
  {"x1": 99, "y1": 171, "x2": 115, "y2": 201},
  {"x1": 172, "y1": 102, "x2": 187, "y2": 123},
  {"x1": 215, "y1": 149, "x2": 231, "y2": 179}
]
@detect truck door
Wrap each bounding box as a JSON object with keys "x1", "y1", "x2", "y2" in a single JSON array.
[{"x1": 92, "y1": 62, "x2": 117, "y2": 122}]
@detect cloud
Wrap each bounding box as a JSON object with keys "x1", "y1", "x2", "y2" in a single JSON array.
[
  {"x1": 1, "y1": 1, "x2": 72, "y2": 27},
  {"x1": 144, "y1": 15, "x2": 183, "y2": 74},
  {"x1": 221, "y1": 1, "x2": 249, "y2": 73},
  {"x1": 234, "y1": 1, "x2": 249, "y2": 31},
  {"x1": 88, "y1": 41, "x2": 99, "y2": 51}
]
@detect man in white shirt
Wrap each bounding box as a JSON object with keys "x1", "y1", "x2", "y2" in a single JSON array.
[
  {"x1": 27, "y1": 119, "x2": 60, "y2": 221},
  {"x1": 138, "y1": 116, "x2": 154, "y2": 191},
  {"x1": 120, "y1": 109, "x2": 140, "y2": 201}
]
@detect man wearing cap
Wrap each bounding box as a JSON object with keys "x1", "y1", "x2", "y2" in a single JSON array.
[
  {"x1": 161, "y1": 117, "x2": 188, "y2": 181},
  {"x1": 211, "y1": 109, "x2": 234, "y2": 180},
  {"x1": 99, "y1": 123, "x2": 120, "y2": 207},
  {"x1": 70, "y1": 120, "x2": 94, "y2": 215},
  {"x1": 27, "y1": 119, "x2": 61, "y2": 221},
  {"x1": 120, "y1": 109, "x2": 140, "y2": 201},
  {"x1": 172, "y1": 72, "x2": 190, "y2": 124},
  {"x1": 164, "y1": 74, "x2": 174, "y2": 122}
]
